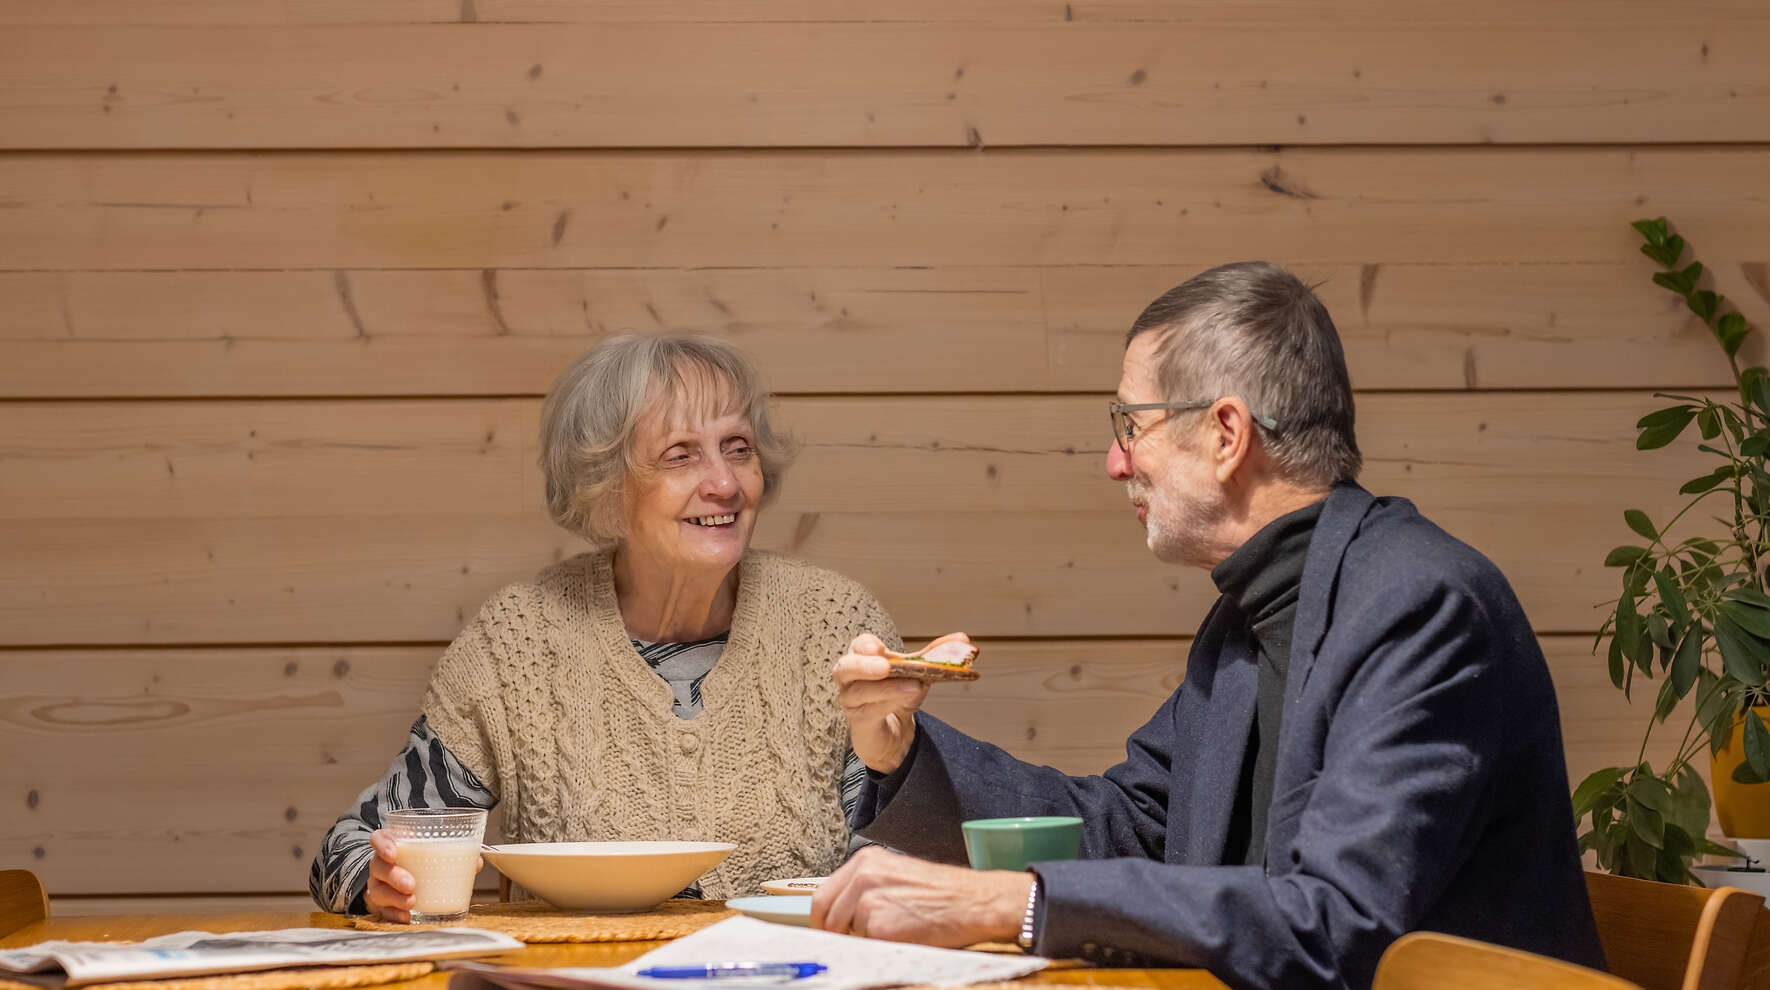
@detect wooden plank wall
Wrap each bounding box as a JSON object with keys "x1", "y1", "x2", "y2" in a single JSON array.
[{"x1": 3, "y1": 0, "x2": 1769, "y2": 912}]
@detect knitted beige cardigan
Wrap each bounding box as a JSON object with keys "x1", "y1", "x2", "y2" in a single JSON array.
[{"x1": 421, "y1": 548, "x2": 901, "y2": 899}]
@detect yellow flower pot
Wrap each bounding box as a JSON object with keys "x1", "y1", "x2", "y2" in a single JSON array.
[{"x1": 1711, "y1": 705, "x2": 1770, "y2": 839}]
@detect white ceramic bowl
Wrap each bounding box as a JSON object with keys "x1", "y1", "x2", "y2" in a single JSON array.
[{"x1": 480, "y1": 841, "x2": 736, "y2": 912}]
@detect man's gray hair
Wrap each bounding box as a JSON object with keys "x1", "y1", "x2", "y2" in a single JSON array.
[
  {"x1": 1126, "y1": 262, "x2": 1361, "y2": 487},
  {"x1": 538, "y1": 334, "x2": 794, "y2": 547}
]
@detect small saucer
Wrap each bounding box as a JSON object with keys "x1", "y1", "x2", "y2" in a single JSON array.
[
  {"x1": 760, "y1": 876, "x2": 826, "y2": 896},
  {"x1": 726, "y1": 895, "x2": 813, "y2": 927}
]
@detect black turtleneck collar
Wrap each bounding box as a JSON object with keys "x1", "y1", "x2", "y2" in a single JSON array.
[
  {"x1": 1211, "y1": 499, "x2": 1326, "y2": 628},
  {"x1": 1211, "y1": 496, "x2": 1327, "y2": 867}
]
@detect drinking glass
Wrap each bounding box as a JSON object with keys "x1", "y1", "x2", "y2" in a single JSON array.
[{"x1": 384, "y1": 808, "x2": 487, "y2": 923}]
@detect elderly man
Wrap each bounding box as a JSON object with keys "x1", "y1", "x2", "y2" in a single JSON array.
[{"x1": 813, "y1": 262, "x2": 1605, "y2": 990}]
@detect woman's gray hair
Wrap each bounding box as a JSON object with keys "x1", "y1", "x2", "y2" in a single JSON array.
[
  {"x1": 538, "y1": 334, "x2": 795, "y2": 547},
  {"x1": 1126, "y1": 262, "x2": 1361, "y2": 488}
]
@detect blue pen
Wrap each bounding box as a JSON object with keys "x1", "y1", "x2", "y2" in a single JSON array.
[{"x1": 637, "y1": 962, "x2": 827, "y2": 980}]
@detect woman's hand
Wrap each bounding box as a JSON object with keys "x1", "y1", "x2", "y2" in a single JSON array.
[
  {"x1": 835, "y1": 632, "x2": 967, "y2": 774},
  {"x1": 364, "y1": 829, "x2": 416, "y2": 922}
]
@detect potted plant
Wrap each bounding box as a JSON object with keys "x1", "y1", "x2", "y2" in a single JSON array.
[{"x1": 1572, "y1": 218, "x2": 1770, "y2": 883}]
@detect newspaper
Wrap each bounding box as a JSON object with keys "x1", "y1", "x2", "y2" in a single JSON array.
[
  {"x1": 0, "y1": 926, "x2": 524, "y2": 989},
  {"x1": 442, "y1": 916, "x2": 1046, "y2": 990}
]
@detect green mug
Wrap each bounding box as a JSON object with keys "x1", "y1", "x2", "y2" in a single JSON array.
[{"x1": 961, "y1": 816, "x2": 1083, "y2": 871}]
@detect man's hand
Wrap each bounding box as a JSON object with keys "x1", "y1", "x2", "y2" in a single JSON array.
[
  {"x1": 833, "y1": 633, "x2": 947, "y2": 773},
  {"x1": 811, "y1": 846, "x2": 1031, "y2": 947}
]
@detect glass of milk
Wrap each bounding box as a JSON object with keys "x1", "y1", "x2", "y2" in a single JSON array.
[{"x1": 384, "y1": 807, "x2": 488, "y2": 923}]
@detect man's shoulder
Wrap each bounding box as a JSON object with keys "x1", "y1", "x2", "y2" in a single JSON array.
[{"x1": 1341, "y1": 494, "x2": 1511, "y2": 597}]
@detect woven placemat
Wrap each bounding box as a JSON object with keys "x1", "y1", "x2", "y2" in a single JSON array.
[
  {"x1": 347, "y1": 899, "x2": 735, "y2": 943},
  {"x1": 0, "y1": 961, "x2": 433, "y2": 990}
]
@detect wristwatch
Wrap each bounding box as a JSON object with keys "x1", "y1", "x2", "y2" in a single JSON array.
[{"x1": 1016, "y1": 875, "x2": 1040, "y2": 951}]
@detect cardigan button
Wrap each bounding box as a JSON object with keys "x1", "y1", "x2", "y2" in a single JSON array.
[{"x1": 679, "y1": 733, "x2": 699, "y2": 754}]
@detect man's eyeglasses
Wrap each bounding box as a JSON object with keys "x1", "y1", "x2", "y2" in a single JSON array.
[{"x1": 1108, "y1": 400, "x2": 1278, "y2": 451}]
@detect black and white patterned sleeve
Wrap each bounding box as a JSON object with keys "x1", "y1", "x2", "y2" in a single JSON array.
[
  {"x1": 840, "y1": 749, "x2": 877, "y2": 855},
  {"x1": 307, "y1": 715, "x2": 497, "y2": 914}
]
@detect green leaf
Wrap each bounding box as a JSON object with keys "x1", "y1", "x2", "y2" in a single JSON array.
[
  {"x1": 1712, "y1": 612, "x2": 1770, "y2": 687},
  {"x1": 1746, "y1": 709, "x2": 1770, "y2": 780},
  {"x1": 1606, "y1": 545, "x2": 1651, "y2": 567},
  {"x1": 1731, "y1": 760, "x2": 1769, "y2": 785},
  {"x1": 1647, "y1": 611, "x2": 1673, "y2": 651},
  {"x1": 1697, "y1": 838, "x2": 1739, "y2": 859},
  {"x1": 1640, "y1": 421, "x2": 1696, "y2": 450},
  {"x1": 1626, "y1": 795, "x2": 1665, "y2": 850},
  {"x1": 1632, "y1": 774, "x2": 1677, "y2": 814},
  {"x1": 1654, "y1": 674, "x2": 1681, "y2": 722},
  {"x1": 1743, "y1": 435, "x2": 1768, "y2": 458},
  {"x1": 1654, "y1": 271, "x2": 1694, "y2": 295},
  {"x1": 1698, "y1": 407, "x2": 1721, "y2": 439},
  {"x1": 1719, "y1": 312, "x2": 1751, "y2": 357},
  {"x1": 1679, "y1": 467, "x2": 1733, "y2": 495},
  {"x1": 1670, "y1": 624, "x2": 1703, "y2": 697},
  {"x1": 1618, "y1": 594, "x2": 1645, "y2": 670},
  {"x1": 1608, "y1": 635, "x2": 1626, "y2": 690},
  {"x1": 1658, "y1": 825, "x2": 1697, "y2": 884},
  {"x1": 1669, "y1": 764, "x2": 1712, "y2": 837},
  {"x1": 1632, "y1": 218, "x2": 1669, "y2": 246},
  {"x1": 1690, "y1": 290, "x2": 1720, "y2": 324},
  {"x1": 1624, "y1": 509, "x2": 1658, "y2": 541},
  {"x1": 1654, "y1": 568, "x2": 1691, "y2": 626},
  {"x1": 1695, "y1": 671, "x2": 1735, "y2": 757},
  {"x1": 1572, "y1": 767, "x2": 1625, "y2": 818},
  {"x1": 1728, "y1": 587, "x2": 1770, "y2": 609},
  {"x1": 1754, "y1": 377, "x2": 1770, "y2": 417},
  {"x1": 1722, "y1": 599, "x2": 1770, "y2": 638},
  {"x1": 1637, "y1": 405, "x2": 1699, "y2": 429}
]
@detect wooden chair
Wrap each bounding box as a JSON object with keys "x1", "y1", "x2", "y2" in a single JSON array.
[
  {"x1": 0, "y1": 869, "x2": 48, "y2": 938},
  {"x1": 1375, "y1": 931, "x2": 1641, "y2": 990},
  {"x1": 1585, "y1": 871, "x2": 1766, "y2": 990}
]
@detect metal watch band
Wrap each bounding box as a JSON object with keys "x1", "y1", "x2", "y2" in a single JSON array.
[{"x1": 1017, "y1": 875, "x2": 1039, "y2": 950}]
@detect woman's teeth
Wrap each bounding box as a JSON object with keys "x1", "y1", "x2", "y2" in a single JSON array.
[{"x1": 689, "y1": 514, "x2": 736, "y2": 527}]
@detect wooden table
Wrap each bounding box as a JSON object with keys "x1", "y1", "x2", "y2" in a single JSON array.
[{"x1": 1, "y1": 912, "x2": 1227, "y2": 990}]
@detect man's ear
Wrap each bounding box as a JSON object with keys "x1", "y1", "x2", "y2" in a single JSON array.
[{"x1": 1207, "y1": 397, "x2": 1256, "y2": 484}]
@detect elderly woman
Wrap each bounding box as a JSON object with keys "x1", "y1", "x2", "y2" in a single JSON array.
[{"x1": 308, "y1": 334, "x2": 901, "y2": 919}]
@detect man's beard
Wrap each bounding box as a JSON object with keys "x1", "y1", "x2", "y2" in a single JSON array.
[{"x1": 1130, "y1": 466, "x2": 1229, "y2": 568}]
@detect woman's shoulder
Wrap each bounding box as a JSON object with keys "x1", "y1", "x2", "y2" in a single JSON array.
[
  {"x1": 740, "y1": 549, "x2": 898, "y2": 649},
  {"x1": 469, "y1": 551, "x2": 603, "y2": 628},
  {"x1": 743, "y1": 550, "x2": 884, "y2": 608}
]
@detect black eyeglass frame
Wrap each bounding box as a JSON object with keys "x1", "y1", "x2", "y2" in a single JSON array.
[{"x1": 1108, "y1": 400, "x2": 1278, "y2": 451}]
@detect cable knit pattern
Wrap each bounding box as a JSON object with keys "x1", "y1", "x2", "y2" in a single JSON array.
[{"x1": 421, "y1": 549, "x2": 901, "y2": 899}]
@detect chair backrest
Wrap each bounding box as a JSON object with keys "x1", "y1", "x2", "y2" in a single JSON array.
[
  {"x1": 1374, "y1": 931, "x2": 1642, "y2": 990},
  {"x1": 1585, "y1": 871, "x2": 1766, "y2": 990},
  {"x1": 0, "y1": 869, "x2": 48, "y2": 938}
]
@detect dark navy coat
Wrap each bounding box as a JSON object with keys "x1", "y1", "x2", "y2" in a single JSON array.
[{"x1": 854, "y1": 486, "x2": 1605, "y2": 990}]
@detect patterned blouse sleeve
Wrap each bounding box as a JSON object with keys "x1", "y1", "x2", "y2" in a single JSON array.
[
  {"x1": 307, "y1": 715, "x2": 497, "y2": 914},
  {"x1": 840, "y1": 749, "x2": 878, "y2": 855}
]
